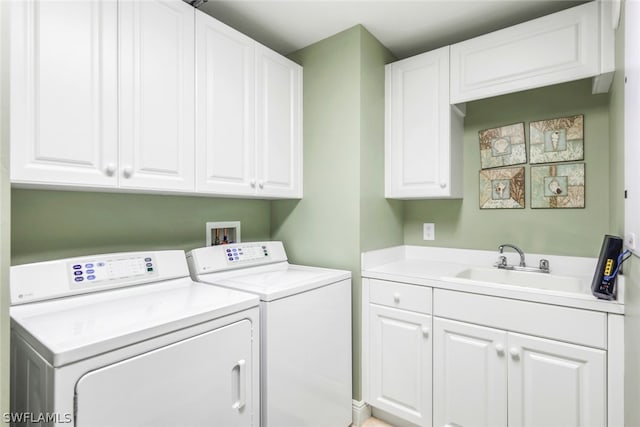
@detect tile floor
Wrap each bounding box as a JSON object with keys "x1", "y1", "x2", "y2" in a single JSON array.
[{"x1": 358, "y1": 417, "x2": 393, "y2": 427}]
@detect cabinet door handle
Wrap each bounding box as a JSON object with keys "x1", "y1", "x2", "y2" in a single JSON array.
[
  {"x1": 439, "y1": 182, "x2": 447, "y2": 189},
  {"x1": 421, "y1": 327, "x2": 430, "y2": 338},
  {"x1": 495, "y1": 343, "x2": 505, "y2": 356},
  {"x1": 104, "y1": 163, "x2": 117, "y2": 177},
  {"x1": 509, "y1": 347, "x2": 520, "y2": 361},
  {"x1": 250, "y1": 180, "x2": 256, "y2": 188},
  {"x1": 258, "y1": 180, "x2": 264, "y2": 189},
  {"x1": 122, "y1": 167, "x2": 133, "y2": 179},
  {"x1": 393, "y1": 292, "x2": 400, "y2": 303}
]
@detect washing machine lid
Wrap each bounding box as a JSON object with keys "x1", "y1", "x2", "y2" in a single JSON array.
[
  {"x1": 10, "y1": 278, "x2": 259, "y2": 367},
  {"x1": 195, "y1": 263, "x2": 351, "y2": 301}
]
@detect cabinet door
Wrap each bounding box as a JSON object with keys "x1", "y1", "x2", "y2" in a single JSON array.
[
  {"x1": 255, "y1": 46, "x2": 303, "y2": 198},
  {"x1": 10, "y1": 0, "x2": 118, "y2": 187},
  {"x1": 75, "y1": 320, "x2": 255, "y2": 427},
  {"x1": 369, "y1": 305, "x2": 431, "y2": 427},
  {"x1": 507, "y1": 332, "x2": 606, "y2": 427},
  {"x1": 195, "y1": 11, "x2": 256, "y2": 196},
  {"x1": 119, "y1": 0, "x2": 195, "y2": 192},
  {"x1": 385, "y1": 47, "x2": 460, "y2": 199},
  {"x1": 433, "y1": 318, "x2": 507, "y2": 427},
  {"x1": 450, "y1": 2, "x2": 600, "y2": 103}
]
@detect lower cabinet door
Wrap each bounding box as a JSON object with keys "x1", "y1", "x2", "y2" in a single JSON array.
[
  {"x1": 507, "y1": 332, "x2": 606, "y2": 427},
  {"x1": 433, "y1": 318, "x2": 508, "y2": 427},
  {"x1": 369, "y1": 304, "x2": 431, "y2": 427}
]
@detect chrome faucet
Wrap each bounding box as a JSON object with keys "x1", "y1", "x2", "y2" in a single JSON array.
[
  {"x1": 494, "y1": 244, "x2": 550, "y2": 273},
  {"x1": 498, "y1": 244, "x2": 526, "y2": 267}
]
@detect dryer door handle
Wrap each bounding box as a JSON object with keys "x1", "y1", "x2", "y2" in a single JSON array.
[{"x1": 231, "y1": 359, "x2": 246, "y2": 411}]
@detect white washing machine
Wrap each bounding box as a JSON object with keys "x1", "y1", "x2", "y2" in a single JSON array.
[
  {"x1": 10, "y1": 250, "x2": 260, "y2": 427},
  {"x1": 187, "y1": 242, "x2": 352, "y2": 427}
]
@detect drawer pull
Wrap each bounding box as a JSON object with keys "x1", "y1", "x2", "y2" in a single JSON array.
[
  {"x1": 495, "y1": 343, "x2": 505, "y2": 356},
  {"x1": 422, "y1": 327, "x2": 430, "y2": 338},
  {"x1": 393, "y1": 292, "x2": 400, "y2": 303}
]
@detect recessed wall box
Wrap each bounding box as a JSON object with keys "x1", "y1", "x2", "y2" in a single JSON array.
[{"x1": 206, "y1": 221, "x2": 241, "y2": 246}]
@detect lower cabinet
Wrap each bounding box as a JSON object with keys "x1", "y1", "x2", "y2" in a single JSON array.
[
  {"x1": 364, "y1": 278, "x2": 432, "y2": 427},
  {"x1": 433, "y1": 318, "x2": 606, "y2": 427},
  {"x1": 369, "y1": 305, "x2": 432, "y2": 426},
  {"x1": 363, "y1": 279, "x2": 612, "y2": 427}
]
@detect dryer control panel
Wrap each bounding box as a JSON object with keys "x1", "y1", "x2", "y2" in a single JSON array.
[
  {"x1": 67, "y1": 254, "x2": 158, "y2": 288},
  {"x1": 10, "y1": 250, "x2": 188, "y2": 305}
]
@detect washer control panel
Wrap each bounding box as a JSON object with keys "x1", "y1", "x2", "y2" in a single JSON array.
[
  {"x1": 224, "y1": 244, "x2": 269, "y2": 264},
  {"x1": 187, "y1": 241, "x2": 287, "y2": 275},
  {"x1": 68, "y1": 255, "x2": 158, "y2": 288}
]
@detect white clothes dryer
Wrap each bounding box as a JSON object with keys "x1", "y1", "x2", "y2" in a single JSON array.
[
  {"x1": 10, "y1": 250, "x2": 260, "y2": 427},
  {"x1": 187, "y1": 242, "x2": 352, "y2": 427}
]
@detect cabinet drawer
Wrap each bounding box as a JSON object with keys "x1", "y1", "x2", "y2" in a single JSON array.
[
  {"x1": 434, "y1": 289, "x2": 607, "y2": 349},
  {"x1": 369, "y1": 280, "x2": 432, "y2": 314}
]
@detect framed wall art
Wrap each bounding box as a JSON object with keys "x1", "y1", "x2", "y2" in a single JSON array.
[
  {"x1": 478, "y1": 122, "x2": 526, "y2": 169},
  {"x1": 529, "y1": 114, "x2": 584, "y2": 164},
  {"x1": 531, "y1": 163, "x2": 585, "y2": 208},
  {"x1": 479, "y1": 167, "x2": 525, "y2": 209}
]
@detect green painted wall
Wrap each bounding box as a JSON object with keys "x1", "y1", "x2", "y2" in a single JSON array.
[
  {"x1": 272, "y1": 25, "x2": 402, "y2": 401},
  {"x1": 404, "y1": 79, "x2": 611, "y2": 257},
  {"x1": 360, "y1": 30, "x2": 403, "y2": 253},
  {"x1": 11, "y1": 190, "x2": 271, "y2": 265}
]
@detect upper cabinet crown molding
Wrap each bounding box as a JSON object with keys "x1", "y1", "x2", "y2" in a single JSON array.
[{"x1": 450, "y1": 0, "x2": 616, "y2": 104}]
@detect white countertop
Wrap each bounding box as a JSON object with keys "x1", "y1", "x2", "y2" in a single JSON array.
[{"x1": 361, "y1": 246, "x2": 625, "y2": 314}]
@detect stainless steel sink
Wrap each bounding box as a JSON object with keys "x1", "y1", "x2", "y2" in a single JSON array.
[{"x1": 452, "y1": 267, "x2": 588, "y2": 294}]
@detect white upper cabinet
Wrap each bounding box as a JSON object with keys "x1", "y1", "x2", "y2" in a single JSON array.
[
  {"x1": 255, "y1": 46, "x2": 302, "y2": 198},
  {"x1": 450, "y1": 1, "x2": 616, "y2": 103},
  {"x1": 11, "y1": 1, "x2": 302, "y2": 199},
  {"x1": 195, "y1": 13, "x2": 256, "y2": 196},
  {"x1": 10, "y1": 0, "x2": 118, "y2": 187},
  {"x1": 11, "y1": 0, "x2": 195, "y2": 192},
  {"x1": 195, "y1": 10, "x2": 302, "y2": 199},
  {"x1": 385, "y1": 47, "x2": 464, "y2": 199},
  {"x1": 119, "y1": 0, "x2": 195, "y2": 192}
]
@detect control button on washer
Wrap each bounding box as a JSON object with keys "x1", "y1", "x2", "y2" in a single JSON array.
[
  {"x1": 85, "y1": 263, "x2": 94, "y2": 268},
  {"x1": 86, "y1": 269, "x2": 95, "y2": 274},
  {"x1": 74, "y1": 277, "x2": 84, "y2": 282},
  {"x1": 73, "y1": 271, "x2": 83, "y2": 276},
  {"x1": 87, "y1": 275, "x2": 96, "y2": 280}
]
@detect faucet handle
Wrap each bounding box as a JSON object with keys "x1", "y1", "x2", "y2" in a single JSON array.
[
  {"x1": 495, "y1": 255, "x2": 507, "y2": 268},
  {"x1": 539, "y1": 259, "x2": 550, "y2": 273}
]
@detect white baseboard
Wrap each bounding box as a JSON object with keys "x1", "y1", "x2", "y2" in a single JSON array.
[{"x1": 352, "y1": 400, "x2": 371, "y2": 426}]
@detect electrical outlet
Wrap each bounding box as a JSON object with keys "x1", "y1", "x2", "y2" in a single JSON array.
[
  {"x1": 626, "y1": 232, "x2": 636, "y2": 251},
  {"x1": 423, "y1": 223, "x2": 435, "y2": 241}
]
